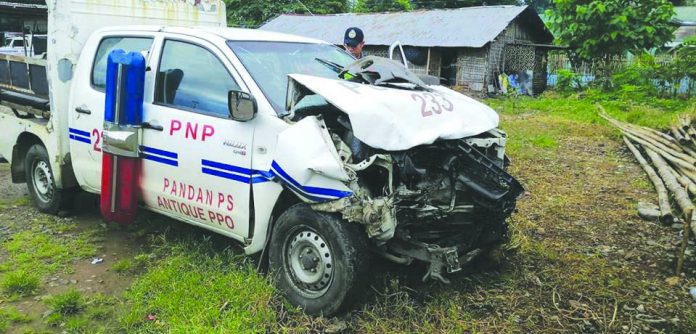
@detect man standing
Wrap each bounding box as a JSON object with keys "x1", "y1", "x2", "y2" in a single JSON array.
[{"x1": 343, "y1": 27, "x2": 365, "y2": 59}]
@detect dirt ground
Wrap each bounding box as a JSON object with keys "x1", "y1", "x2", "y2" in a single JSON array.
[
  {"x1": 0, "y1": 163, "x2": 144, "y2": 333},
  {"x1": 0, "y1": 104, "x2": 695, "y2": 333}
]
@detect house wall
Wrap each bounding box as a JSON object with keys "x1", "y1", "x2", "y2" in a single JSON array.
[
  {"x1": 452, "y1": 18, "x2": 548, "y2": 94},
  {"x1": 497, "y1": 19, "x2": 549, "y2": 95},
  {"x1": 454, "y1": 47, "x2": 487, "y2": 91}
]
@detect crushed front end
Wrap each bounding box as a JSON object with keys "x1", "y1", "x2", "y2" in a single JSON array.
[
  {"x1": 311, "y1": 128, "x2": 522, "y2": 283},
  {"x1": 283, "y1": 57, "x2": 524, "y2": 283},
  {"x1": 386, "y1": 131, "x2": 522, "y2": 282}
]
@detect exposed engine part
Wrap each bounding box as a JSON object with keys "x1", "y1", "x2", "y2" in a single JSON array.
[{"x1": 312, "y1": 194, "x2": 396, "y2": 241}]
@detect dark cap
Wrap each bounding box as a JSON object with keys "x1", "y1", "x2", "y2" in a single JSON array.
[{"x1": 344, "y1": 27, "x2": 364, "y2": 47}]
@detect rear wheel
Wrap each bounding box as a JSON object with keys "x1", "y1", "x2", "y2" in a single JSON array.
[
  {"x1": 269, "y1": 204, "x2": 370, "y2": 316},
  {"x1": 25, "y1": 144, "x2": 66, "y2": 214}
]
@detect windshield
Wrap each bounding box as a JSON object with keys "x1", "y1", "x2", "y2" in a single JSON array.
[{"x1": 227, "y1": 41, "x2": 355, "y2": 114}]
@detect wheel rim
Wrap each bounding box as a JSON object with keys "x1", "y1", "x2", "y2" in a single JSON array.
[
  {"x1": 32, "y1": 160, "x2": 53, "y2": 203},
  {"x1": 283, "y1": 226, "x2": 334, "y2": 299}
]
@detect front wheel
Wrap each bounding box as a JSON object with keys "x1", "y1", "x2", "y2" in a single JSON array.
[
  {"x1": 269, "y1": 204, "x2": 370, "y2": 316},
  {"x1": 24, "y1": 144, "x2": 68, "y2": 214}
]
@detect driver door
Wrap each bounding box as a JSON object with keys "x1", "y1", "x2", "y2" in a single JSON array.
[{"x1": 140, "y1": 37, "x2": 255, "y2": 240}]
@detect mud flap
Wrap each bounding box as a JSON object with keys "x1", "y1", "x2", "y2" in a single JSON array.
[{"x1": 99, "y1": 50, "x2": 145, "y2": 225}]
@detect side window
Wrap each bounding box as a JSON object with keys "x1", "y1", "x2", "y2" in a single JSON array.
[
  {"x1": 91, "y1": 37, "x2": 153, "y2": 91},
  {"x1": 155, "y1": 40, "x2": 240, "y2": 117}
]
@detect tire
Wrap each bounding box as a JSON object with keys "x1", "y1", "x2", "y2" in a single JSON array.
[
  {"x1": 269, "y1": 204, "x2": 370, "y2": 316},
  {"x1": 24, "y1": 144, "x2": 66, "y2": 214}
]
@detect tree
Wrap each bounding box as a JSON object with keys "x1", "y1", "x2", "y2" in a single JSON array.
[
  {"x1": 225, "y1": 0, "x2": 347, "y2": 27},
  {"x1": 523, "y1": 0, "x2": 553, "y2": 12},
  {"x1": 353, "y1": 0, "x2": 411, "y2": 12},
  {"x1": 546, "y1": 0, "x2": 676, "y2": 85}
]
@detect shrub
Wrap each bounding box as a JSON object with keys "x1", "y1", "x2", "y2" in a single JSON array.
[{"x1": 555, "y1": 69, "x2": 578, "y2": 96}]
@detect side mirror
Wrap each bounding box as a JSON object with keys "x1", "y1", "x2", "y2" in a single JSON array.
[{"x1": 228, "y1": 90, "x2": 257, "y2": 122}]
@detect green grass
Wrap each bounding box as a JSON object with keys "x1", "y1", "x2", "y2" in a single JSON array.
[
  {"x1": 111, "y1": 254, "x2": 148, "y2": 275},
  {"x1": 0, "y1": 227, "x2": 97, "y2": 276},
  {"x1": 43, "y1": 291, "x2": 121, "y2": 333},
  {"x1": 46, "y1": 289, "x2": 85, "y2": 316},
  {"x1": 487, "y1": 91, "x2": 696, "y2": 130},
  {"x1": 0, "y1": 306, "x2": 31, "y2": 332},
  {"x1": 119, "y1": 239, "x2": 284, "y2": 333},
  {"x1": 0, "y1": 270, "x2": 40, "y2": 298}
]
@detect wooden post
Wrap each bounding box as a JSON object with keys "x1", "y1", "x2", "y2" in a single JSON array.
[{"x1": 426, "y1": 48, "x2": 431, "y2": 76}]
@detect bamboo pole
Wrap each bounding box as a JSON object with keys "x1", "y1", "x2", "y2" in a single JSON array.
[
  {"x1": 680, "y1": 127, "x2": 692, "y2": 142},
  {"x1": 623, "y1": 132, "x2": 696, "y2": 171},
  {"x1": 677, "y1": 213, "x2": 692, "y2": 275},
  {"x1": 645, "y1": 149, "x2": 694, "y2": 218},
  {"x1": 598, "y1": 111, "x2": 690, "y2": 157},
  {"x1": 675, "y1": 171, "x2": 696, "y2": 197},
  {"x1": 672, "y1": 127, "x2": 687, "y2": 144},
  {"x1": 623, "y1": 137, "x2": 674, "y2": 224},
  {"x1": 645, "y1": 148, "x2": 696, "y2": 275}
]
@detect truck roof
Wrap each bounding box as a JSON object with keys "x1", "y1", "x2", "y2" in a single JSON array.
[{"x1": 95, "y1": 25, "x2": 328, "y2": 45}]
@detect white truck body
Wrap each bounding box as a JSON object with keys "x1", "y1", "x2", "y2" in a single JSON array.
[
  {"x1": 0, "y1": 36, "x2": 30, "y2": 57},
  {"x1": 0, "y1": 0, "x2": 522, "y2": 315}
]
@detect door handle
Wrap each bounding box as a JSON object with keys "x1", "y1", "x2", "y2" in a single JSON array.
[
  {"x1": 141, "y1": 121, "x2": 163, "y2": 131},
  {"x1": 75, "y1": 107, "x2": 91, "y2": 115}
]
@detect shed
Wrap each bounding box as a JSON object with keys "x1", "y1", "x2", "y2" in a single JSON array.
[{"x1": 261, "y1": 5, "x2": 555, "y2": 95}]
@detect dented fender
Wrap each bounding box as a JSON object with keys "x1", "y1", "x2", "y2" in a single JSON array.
[{"x1": 264, "y1": 116, "x2": 353, "y2": 203}]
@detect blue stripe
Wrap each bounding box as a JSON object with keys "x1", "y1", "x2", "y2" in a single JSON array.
[
  {"x1": 143, "y1": 154, "x2": 178, "y2": 167},
  {"x1": 202, "y1": 167, "x2": 251, "y2": 183},
  {"x1": 69, "y1": 134, "x2": 91, "y2": 144},
  {"x1": 69, "y1": 128, "x2": 90, "y2": 137},
  {"x1": 198, "y1": 160, "x2": 349, "y2": 201},
  {"x1": 202, "y1": 159, "x2": 255, "y2": 176},
  {"x1": 270, "y1": 161, "x2": 352, "y2": 200},
  {"x1": 251, "y1": 176, "x2": 270, "y2": 184},
  {"x1": 142, "y1": 146, "x2": 178, "y2": 159},
  {"x1": 270, "y1": 172, "x2": 328, "y2": 202}
]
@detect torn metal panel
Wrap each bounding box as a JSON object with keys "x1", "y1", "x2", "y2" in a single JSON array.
[
  {"x1": 269, "y1": 116, "x2": 352, "y2": 203},
  {"x1": 287, "y1": 74, "x2": 500, "y2": 151}
]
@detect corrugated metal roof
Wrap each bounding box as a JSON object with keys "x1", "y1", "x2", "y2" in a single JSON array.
[{"x1": 260, "y1": 5, "x2": 553, "y2": 48}]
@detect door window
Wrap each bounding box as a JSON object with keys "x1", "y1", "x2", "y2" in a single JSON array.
[
  {"x1": 91, "y1": 37, "x2": 153, "y2": 90},
  {"x1": 155, "y1": 40, "x2": 240, "y2": 117}
]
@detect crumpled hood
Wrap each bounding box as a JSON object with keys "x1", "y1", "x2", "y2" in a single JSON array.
[{"x1": 287, "y1": 74, "x2": 499, "y2": 151}]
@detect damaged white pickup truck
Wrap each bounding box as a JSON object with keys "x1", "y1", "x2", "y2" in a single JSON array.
[{"x1": 0, "y1": 0, "x2": 522, "y2": 317}]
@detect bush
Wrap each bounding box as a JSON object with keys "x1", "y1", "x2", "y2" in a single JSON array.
[
  {"x1": 555, "y1": 69, "x2": 578, "y2": 96},
  {"x1": 612, "y1": 53, "x2": 658, "y2": 96}
]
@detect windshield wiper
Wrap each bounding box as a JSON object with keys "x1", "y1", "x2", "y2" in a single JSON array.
[{"x1": 315, "y1": 58, "x2": 343, "y2": 74}]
